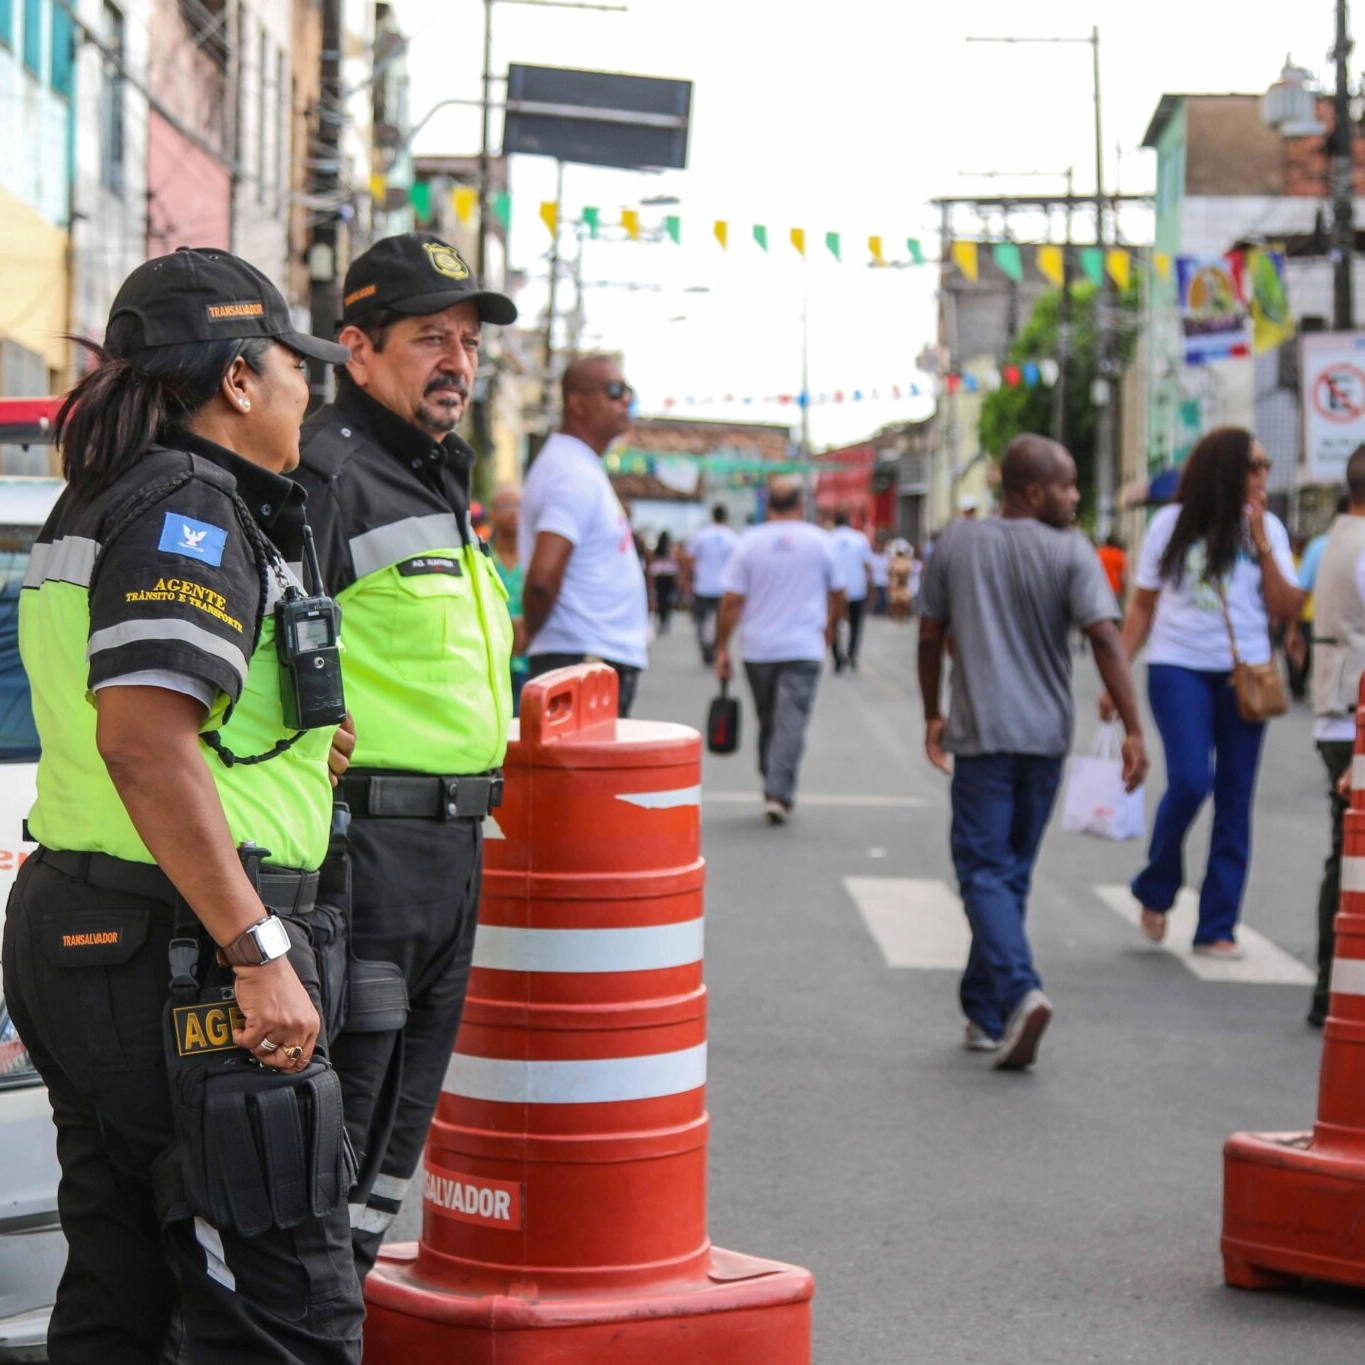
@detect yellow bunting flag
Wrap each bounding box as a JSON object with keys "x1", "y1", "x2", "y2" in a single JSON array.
[
  {"x1": 1106, "y1": 248, "x2": 1131, "y2": 291},
  {"x1": 452, "y1": 187, "x2": 478, "y2": 226},
  {"x1": 539, "y1": 201, "x2": 559, "y2": 236},
  {"x1": 1154, "y1": 252, "x2": 1172, "y2": 280},
  {"x1": 621, "y1": 209, "x2": 641, "y2": 241},
  {"x1": 369, "y1": 173, "x2": 387, "y2": 203},
  {"x1": 790, "y1": 227, "x2": 806, "y2": 258},
  {"x1": 714, "y1": 219, "x2": 728, "y2": 250},
  {"x1": 951, "y1": 240, "x2": 979, "y2": 282},
  {"x1": 868, "y1": 235, "x2": 885, "y2": 267},
  {"x1": 1037, "y1": 245, "x2": 1064, "y2": 288}
]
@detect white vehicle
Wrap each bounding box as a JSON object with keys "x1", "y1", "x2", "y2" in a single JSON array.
[{"x1": 0, "y1": 401, "x2": 65, "y2": 1362}]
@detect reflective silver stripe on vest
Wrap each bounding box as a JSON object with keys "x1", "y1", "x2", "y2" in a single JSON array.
[
  {"x1": 23, "y1": 536, "x2": 100, "y2": 589},
  {"x1": 349, "y1": 513, "x2": 463, "y2": 579},
  {"x1": 88, "y1": 618, "x2": 250, "y2": 684}
]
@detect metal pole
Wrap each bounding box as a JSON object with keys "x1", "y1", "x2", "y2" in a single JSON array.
[
  {"x1": 1334, "y1": 0, "x2": 1355, "y2": 331},
  {"x1": 1053, "y1": 168, "x2": 1073, "y2": 447},
  {"x1": 307, "y1": 0, "x2": 343, "y2": 412},
  {"x1": 541, "y1": 159, "x2": 565, "y2": 429},
  {"x1": 469, "y1": 0, "x2": 496, "y2": 470},
  {"x1": 800, "y1": 291, "x2": 813, "y2": 519},
  {"x1": 1091, "y1": 24, "x2": 1116, "y2": 537}
]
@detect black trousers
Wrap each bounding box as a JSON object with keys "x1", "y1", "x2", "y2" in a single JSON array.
[
  {"x1": 833, "y1": 597, "x2": 867, "y2": 670},
  {"x1": 331, "y1": 814, "x2": 483, "y2": 1279},
  {"x1": 527, "y1": 651, "x2": 640, "y2": 717},
  {"x1": 692, "y1": 595, "x2": 720, "y2": 664},
  {"x1": 1, "y1": 854, "x2": 362, "y2": 1365},
  {"x1": 1315, "y1": 740, "x2": 1354, "y2": 1018}
]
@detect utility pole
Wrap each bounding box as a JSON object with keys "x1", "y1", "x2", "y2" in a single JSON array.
[
  {"x1": 471, "y1": 0, "x2": 496, "y2": 464},
  {"x1": 540, "y1": 160, "x2": 565, "y2": 429},
  {"x1": 1053, "y1": 169, "x2": 1074, "y2": 447},
  {"x1": 306, "y1": 0, "x2": 343, "y2": 411},
  {"x1": 1088, "y1": 23, "x2": 1117, "y2": 538},
  {"x1": 1333, "y1": 0, "x2": 1355, "y2": 331}
]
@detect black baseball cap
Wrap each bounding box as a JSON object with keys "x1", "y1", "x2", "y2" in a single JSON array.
[
  {"x1": 107, "y1": 247, "x2": 351, "y2": 365},
  {"x1": 341, "y1": 232, "x2": 518, "y2": 327}
]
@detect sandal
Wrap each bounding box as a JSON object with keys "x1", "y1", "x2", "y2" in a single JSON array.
[{"x1": 1140, "y1": 908, "x2": 1167, "y2": 943}]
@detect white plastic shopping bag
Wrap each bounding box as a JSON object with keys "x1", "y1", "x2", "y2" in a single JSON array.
[{"x1": 1060, "y1": 722, "x2": 1146, "y2": 842}]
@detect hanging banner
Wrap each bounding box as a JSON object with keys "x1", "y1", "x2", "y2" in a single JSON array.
[
  {"x1": 452, "y1": 186, "x2": 478, "y2": 225},
  {"x1": 1302, "y1": 332, "x2": 1365, "y2": 481},
  {"x1": 950, "y1": 241, "x2": 979, "y2": 282},
  {"x1": 1247, "y1": 247, "x2": 1295, "y2": 354},
  {"x1": 868, "y1": 235, "x2": 885, "y2": 267},
  {"x1": 539, "y1": 201, "x2": 559, "y2": 236},
  {"x1": 1175, "y1": 255, "x2": 1250, "y2": 363},
  {"x1": 1037, "y1": 244, "x2": 1064, "y2": 288},
  {"x1": 714, "y1": 219, "x2": 728, "y2": 250},
  {"x1": 993, "y1": 242, "x2": 1023, "y2": 283},
  {"x1": 1106, "y1": 248, "x2": 1131, "y2": 291},
  {"x1": 621, "y1": 208, "x2": 641, "y2": 240},
  {"x1": 825, "y1": 231, "x2": 841, "y2": 262},
  {"x1": 790, "y1": 227, "x2": 806, "y2": 258}
]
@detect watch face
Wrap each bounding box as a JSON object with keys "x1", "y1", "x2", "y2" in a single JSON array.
[{"x1": 256, "y1": 916, "x2": 292, "y2": 961}]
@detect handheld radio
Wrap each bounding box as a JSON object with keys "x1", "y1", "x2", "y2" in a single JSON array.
[{"x1": 275, "y1": 525, "x2": 345, "y2": 730}]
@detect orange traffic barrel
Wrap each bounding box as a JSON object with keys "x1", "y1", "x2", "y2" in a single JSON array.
[
  {"x1": 1222, "y1": 672, "x2": 1365, "y2": 1290},
  {"x1": 364, "y1": 666, "x2": 814, "y2": 1362}
]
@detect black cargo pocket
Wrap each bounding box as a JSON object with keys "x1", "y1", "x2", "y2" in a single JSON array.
[
  {"x1": 40, "y1": 907, "x2": 159, "y2": 1066},
  {"x1": 298, "y1": 901, "x2": 349, "y2": 1045},
  {"x1": 346, "y1": 959, "x2": 408, "y2": 1033}
]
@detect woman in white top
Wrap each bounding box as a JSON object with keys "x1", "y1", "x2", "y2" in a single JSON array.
[{"x1": 1101, "y1": 427, "x2": 1304, "y2": 957}]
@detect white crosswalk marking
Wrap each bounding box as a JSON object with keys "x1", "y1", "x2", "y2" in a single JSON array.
[
  {"x1": 844, "y1": 877, "x2": 970, "y2": 969},
  {"x1": 1094, "y1": 885, "x2": 1315, "y2": 985},
  {"x1": 708, "y1": 791, "x2": 927, "y2": 809}
]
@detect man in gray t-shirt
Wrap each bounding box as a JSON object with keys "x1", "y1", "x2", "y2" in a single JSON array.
[{"x1": 917, "y1": 435, "x2": 1147, "y2": 1071}]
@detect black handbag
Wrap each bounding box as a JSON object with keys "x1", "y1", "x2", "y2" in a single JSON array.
[{"x1": 707, "y1": 679, "x2": 740, "y2": 754}]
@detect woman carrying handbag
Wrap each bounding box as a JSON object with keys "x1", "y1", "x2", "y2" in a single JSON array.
[{"x1": 1100, "y1": 427, "x2": 1305, "y2": 957}]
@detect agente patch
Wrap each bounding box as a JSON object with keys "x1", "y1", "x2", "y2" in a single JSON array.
[
  {"x1": 125, "y1": 577, "x2": 243, "y2": 632},
  {"x1": 173, "y1": 1001, "x2": 248, "y2": 1056}
]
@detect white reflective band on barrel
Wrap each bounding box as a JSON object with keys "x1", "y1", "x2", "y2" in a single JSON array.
[
  {"x1": 1331, "y1": 957, "x2": 1365, "y2": 997},
  {"x1": 444, "y1": 1041, "x2": 707, "y2": 1104},
  {"x1": 616, "y1": 785, "x2": 702, "y2": 810},
  {"x1": 1342, "y1": 857, "x2": 1365, "y2": 894},
  {"x1": 472, "y1": 918, "x2": 704, "y2": 974},
  {"x1": 1353, "y1": 754, "x2": 1365, "y2": 791}
]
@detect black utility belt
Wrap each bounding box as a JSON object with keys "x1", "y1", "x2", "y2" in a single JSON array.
[
  {"x1": 38, "y1": 847, "x2": 319, "y2": 917},
  {"x1": 339, "y1": 770, "x2": 504, "y2": 821}
]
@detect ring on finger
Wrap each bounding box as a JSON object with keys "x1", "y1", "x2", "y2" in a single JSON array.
[
  {"x1": 258, "y1": 1037, "x2": 280, "y2": 1053},
  {"x1": 283, "y1": 1045, "x2": 303, "y2": 1061}
]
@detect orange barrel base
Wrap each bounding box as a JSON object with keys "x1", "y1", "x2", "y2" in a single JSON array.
[
  {"x1": 1221, "y1": 1129, "x2": 1365, "y2": 1290},
  {"x1": 364, "y1": 1242, "x2": 814, "y2": 1363}
]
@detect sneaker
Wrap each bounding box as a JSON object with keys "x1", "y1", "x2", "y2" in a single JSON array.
[
  {"x1": 993, "y1": 990, "x2": 1053, "y2": 1071},
  {"x1": 1192, "y1": 940, "x2": 1245, "y2": 961},
  {"x1": 763, "y1": 798, "x2": 788, "y2": 826},
  {"x1": 964, "y1": 1022, "x2": 1000, "y2": 1053}
]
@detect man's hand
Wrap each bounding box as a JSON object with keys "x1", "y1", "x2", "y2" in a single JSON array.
[
  {"x1": 1120, "y1": 732, "x2": 1149, "y2": 793},
  {"x1": 1098, "y1": 691, "x2": 1117, "y2": 722},
  {"x1": 715, "y1": 645, "x2": 733, "y2": 683},
  {"x1": 328, "y1": 713, "x2": 356, "y2": 788},
  {"x1": 1338, "y1": 767, "x2": 1353, "y2": 800},
  {"x1": 925, "y1": 718, "x2": 951, "y2": 775}
]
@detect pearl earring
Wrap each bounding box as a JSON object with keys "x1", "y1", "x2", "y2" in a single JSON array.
[{"x1": 241, "y1": 400, "x2": 251, "y2": 411}]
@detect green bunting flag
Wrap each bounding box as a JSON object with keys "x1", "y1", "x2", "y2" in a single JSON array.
[
  {"x1": 1079, "y1": 247, "x2": 1104, "y2": 287},
  {"x1": 753, "y1": 225, "x2": 768, "y2": 251},
  {"x1": 826, "y1": 231, "x2": 841, "y2": 262},
  {"x1": 582, "y1": 206, "x2": 600, "y2": 238},
  {"x1": 665, "y1": 215, "x2": 681, "y2": 245},
  {"x1": 492, "y1": 192, "x2": 511, "y2": 228},
  {"x1": 993, "y1": 242, "x2": 1023, "y2": 283},
  {"x1": 409, "y1": 181, "x2": 432, "y2": 222},
  {"x1": 907, "y1": 238, "x2": 924, "y2": 265}
]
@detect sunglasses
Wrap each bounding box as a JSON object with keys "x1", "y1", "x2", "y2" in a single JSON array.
[
  {"x1": 1248, "y1": 457, "x2": 1272, "y2": 473},
  {"x1": 603, "y1": 380, "x2": 634, "y2": 401}
]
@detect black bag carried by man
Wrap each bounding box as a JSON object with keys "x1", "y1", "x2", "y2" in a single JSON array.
[{"x1": 707, "y1": 679, "x2": 740, "y2": 755}]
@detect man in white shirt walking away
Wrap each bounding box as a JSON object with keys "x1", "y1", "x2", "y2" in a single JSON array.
[
  {"x1": 829, "y1": 509, "x2": 874, "y2": 672},
  {"x1": 522, "y1": 355, "x2": 649, "y2": 716},
  {"x1": 683, "y1": 504, "x2": 739, "y2": 666},
  {"x1": 715, "y1": 476, "x2": 845, "y2": 824}
]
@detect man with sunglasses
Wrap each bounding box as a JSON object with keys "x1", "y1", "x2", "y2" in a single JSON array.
[{"x1": 522, "y1": 355, "x2": 649, "y2": 715}]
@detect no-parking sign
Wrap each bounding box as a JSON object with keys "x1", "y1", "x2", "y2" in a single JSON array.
[{"x1": 1302, "y1": 332, "x2": 1365, "y2": 480}]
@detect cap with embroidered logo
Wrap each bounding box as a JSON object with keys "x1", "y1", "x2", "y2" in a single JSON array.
[
  {"x1": 107, "y1": 247, "x2": 350, "y2": 365},
  {"x1": 341, "y1": 232, "x2": 518, "y2": 327}
]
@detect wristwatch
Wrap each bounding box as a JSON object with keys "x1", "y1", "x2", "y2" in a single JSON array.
[{"x1": 221, "y1": 913, "x2": 292, "y2": 967}]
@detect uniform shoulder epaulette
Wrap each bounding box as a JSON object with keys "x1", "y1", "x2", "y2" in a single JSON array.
[{"x1": 298, "y1": 407, "x2": 367, "y2": 482}]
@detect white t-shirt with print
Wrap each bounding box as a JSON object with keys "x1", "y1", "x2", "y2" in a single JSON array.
[
  {"x1": 521, "y1": 432, "x2": 649, "y2": 667},
  {"x1": 723, "y1": 519, "x2": 840, "y2": 663},
  {"x1": 830, "y1": 525, "x2": 873, "y2": 602},
  {"x1": 1136, "y1": 502, "x2": 1298, "y2": 671},
  {"x1": 686, "y1": 522, "x2": 739, "y2": 598}
]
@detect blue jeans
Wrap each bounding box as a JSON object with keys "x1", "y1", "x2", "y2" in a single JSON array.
[
  {"x1": 1131, "y1": 664, "x2": 1267, "y2": 943},
  {"x1": 950, "y1": 753, "x2": 1063, "y2": 1037}
]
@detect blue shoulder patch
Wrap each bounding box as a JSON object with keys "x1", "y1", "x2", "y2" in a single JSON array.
[{"x1": 159, "y1": 511, "x2": 229, "y2": 567}]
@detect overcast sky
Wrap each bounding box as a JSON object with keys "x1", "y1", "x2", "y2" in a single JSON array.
[{"x1": 391, "y1": 0, "x2": 1345, "y2": 447}]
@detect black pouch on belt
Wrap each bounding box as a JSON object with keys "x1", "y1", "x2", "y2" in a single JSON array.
[{"x1": 160, "y1": 941, "x2": 356, "y2": 1237}]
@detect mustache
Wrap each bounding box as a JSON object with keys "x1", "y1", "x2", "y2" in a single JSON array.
[{"x1": 424, "y1": 375, "x2": 469, "y2": 399}]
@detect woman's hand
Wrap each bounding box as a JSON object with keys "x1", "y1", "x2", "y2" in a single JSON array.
[
  {"x1": 232, "y1": 957, "x2": 321, "y2": 1070},
  {"x1": 1244, "y1": 488, "x2": 1269, "y2": 550},
  {"x1": 327, "y1": 713, "x2": 355, "y2": 788}
]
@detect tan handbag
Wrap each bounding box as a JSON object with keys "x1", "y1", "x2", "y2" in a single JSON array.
[{"x1": 1216, "y1": 584, "x2": 1289, "y2": 722}]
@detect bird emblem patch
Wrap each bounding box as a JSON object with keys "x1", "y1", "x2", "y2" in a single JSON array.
[{"x1": 159, "y1": 512, "x2": 228, "y2": 566}]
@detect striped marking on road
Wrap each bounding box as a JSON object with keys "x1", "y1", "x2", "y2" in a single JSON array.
[
  {"x1": 844, "y1": 877, "x2": 969, "y2": 970},
  {"x1": 443, "y1": 1042, "x2": 707, "y2": 1105},
  {"x1": 1095, "y1": 885, "x2": 1314, "y2": 985},
  {"x1": 471, "y1": 918, "x2": 704, "y2": 973},
  {"x1": 708, "y1": 791, "x2": 928, "y2": 809}
]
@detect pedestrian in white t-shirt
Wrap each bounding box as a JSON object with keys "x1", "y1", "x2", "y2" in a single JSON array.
[
  {"x1": 829, "y1": 512, "x2": 873, "y2": 672},
  {"x1": 683, "y1": 505, "x2": 739, "y2": 665},
  {"x1": 1101, "y1": 427, "x2": 1304, "y2": 957},
  {"x1": 715, "y1": 476, "x2": 845, "y2": 825},
  {"x1": 522, "y1": 355, "x2": 648, "y2": 716}
]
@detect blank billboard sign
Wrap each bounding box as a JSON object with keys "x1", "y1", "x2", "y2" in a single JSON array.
[{"x1": 504, "y1": 64, "x2": 692, "y2": 171}]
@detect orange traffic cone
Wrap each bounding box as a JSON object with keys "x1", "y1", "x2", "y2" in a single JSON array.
[
  {"x1": 1222, "y1": 673, "x2": 1365, "y2": 1289},
  {"x1": 363, "y1": 666, "x2": 814, "y2": 1360}
]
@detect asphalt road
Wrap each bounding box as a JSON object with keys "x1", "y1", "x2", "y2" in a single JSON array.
[{"x1": 388, "y1": 612, "x2": 1365, "y2": 1363}]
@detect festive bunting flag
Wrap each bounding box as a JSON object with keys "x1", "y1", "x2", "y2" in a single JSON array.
[
  {"x1": 1106, "y1": 248, "x2": 1131, "y2": 291},
  {"x1": 1039, "y1": 359, "x2": 1060, "y2": 386},
  {"x1": 665, "y1": 215, "x2": 681, "y2": 245},
  {"x1": 1037, "y1": 244, "x2": 1064, "y2": 288},
  {"x1": 1022, "y1": 361, "x2": 1040, "y2": 387},
  {"x1": 452, "y1": 186, "x2": 478, "y2": 226},
  {"x1": 753, "y1": 225, "x2": 769, "y2": 252},
  {"x1": 907, "y1": 238, "x2": 924, "y2": 266},
  {"x1": 1003, "y1": 365, "x2": 1022, "y2": 387},
  {"x1": 791, "y1": 227, "x2": 806, "y2": 258},
  {"x1": 539, "y1": 201, "x2": 558, "y2": 236},
  {"x1": 714, "y1": 219, "x2": 728, "y2": 250},
  {"x1": 1154, "y1": 252, "x2": 1172, "y2": 280},
  {"x1": 1079, "y1": 247, "x2": 1104, "y2": 287},
  {"x1": 492, "y1": 192, "x2": 510, "y2": 228},
  {"x1": 951, "y1": 240, "x2": 979, "y2": 282},
  {"x1": 582, "y1": 206, "x2": 600, "y2": 238},
  {"x1": 369, "y1": 173, "x2": 387, "y2": 203},
  {"x1": 410, "y1": 182, "x2": 432, "y2": 222},
  {"x1": 963, "y1": 374, "x2": 979, "y2": 392},
  {"x1": 868, "y1": 235, "x2": 885, "y2": 267},
  {"x1": 621, "y1": 209, "x2": 641, "y2": 241},
  {"x1": 993, "y1": 242, "x2": 1023, "y2": 283},
  {"x1": 826, "y1": 231, "x2": 841, "y2": 262}
]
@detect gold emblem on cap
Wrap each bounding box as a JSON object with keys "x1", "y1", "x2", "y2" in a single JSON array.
[{"x1": 423, "y1": 242, "x2": 471, "y2": 282}]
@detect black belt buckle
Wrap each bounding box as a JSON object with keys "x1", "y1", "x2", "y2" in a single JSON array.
[
  {"x1": 489, "y1": 772, "x2": 504, "y2": 810},
  {"x1": 444, "y1": 775, "x2": 498, "y2": 820}
]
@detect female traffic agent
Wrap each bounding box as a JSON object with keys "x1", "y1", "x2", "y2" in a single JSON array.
[
  {"x1": 1, "y1": 249, "x2": 365, "y2": 1364},
  {"x1": 1101, "y1": 427, "x2": 1304, "y2": 957}
]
